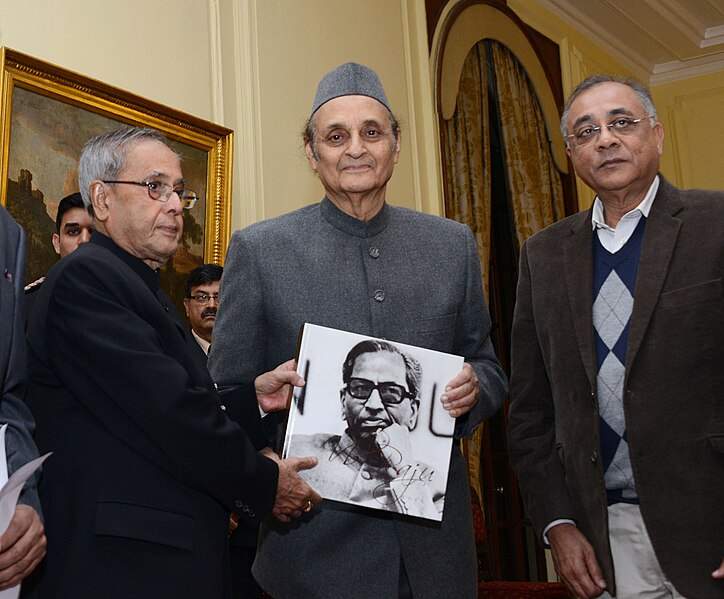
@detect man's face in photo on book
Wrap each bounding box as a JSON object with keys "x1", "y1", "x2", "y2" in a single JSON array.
[{"x1": 341, "y1": 349, "x2": 419, "y2": 445}]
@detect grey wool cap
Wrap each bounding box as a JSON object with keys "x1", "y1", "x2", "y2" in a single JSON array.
[{"x1": 311, "y1": 62, "x2": 390, "y2": 116}]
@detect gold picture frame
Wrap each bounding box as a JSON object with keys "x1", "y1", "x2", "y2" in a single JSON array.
[{"x1": 0, "y1": 47, "x2": 233, "y2": 313}]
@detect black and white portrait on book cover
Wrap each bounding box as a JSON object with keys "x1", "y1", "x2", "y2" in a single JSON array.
[{"x1": 282, "y1": 323, "x2": 462, "y2": 521}]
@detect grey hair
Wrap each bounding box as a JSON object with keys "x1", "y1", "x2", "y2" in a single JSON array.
[
  {"x1": 342, "y1": 339, "x2": 422, "y2": 400},
  {"x1": 302, "y1": 110, "x2": 401, "y2": 161},
  {"x1": 560, "y1": 75, "x2": 658, "y2": 143},
  {"x1": 77, "y1": 127, "x2": 171, "y2": 210}
]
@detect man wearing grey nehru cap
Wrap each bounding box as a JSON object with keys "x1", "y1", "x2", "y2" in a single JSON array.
[{"x1": 209, "y1": 62, "x2": 507, "y2": 598}]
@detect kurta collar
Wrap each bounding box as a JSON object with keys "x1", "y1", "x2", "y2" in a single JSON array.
[
  {"x1": 90, "y1": 231, "x2": 160, "y2": 292},
  {"x1": 320, "y1": 196, "x2": 390, "y2": 238}
]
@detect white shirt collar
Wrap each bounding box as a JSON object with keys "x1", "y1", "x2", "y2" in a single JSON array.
[
  {"x1": 591, "y1": 175, "x2": 659, "y2": 231},
  {"x1": 191, "y1": 329, "x2": 211, "y2": 355}
]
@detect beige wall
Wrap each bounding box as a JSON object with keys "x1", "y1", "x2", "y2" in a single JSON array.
[
  {"x1": 0, "y1": 0, "x2": 215, "y2": 120},
  {"x1": 653, "y1": 71, "x2": 724, "y2": 191}
]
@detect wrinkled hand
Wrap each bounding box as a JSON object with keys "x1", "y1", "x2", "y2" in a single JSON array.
[
  {"x1": 548, "y1": 524, "x2": 606, "y2": 599},
  {"x1": 441, "y1": 362, "x2": 479, "y2": 418},
  {"x1": 262, "y1": 449, "x2": 321, "y2": 522},
  {"x1": 0, "y1": 505, "x2": 46, "y2": 590},
  {"x1": 712, "y1": 557, "x2": 724, "y2": 579},
  {"x1": 254, "y1": 359, "x2": 305, "y2": 413},
  {"x1": 375, "y1": 423, "x2": 412, "y2": 475}
]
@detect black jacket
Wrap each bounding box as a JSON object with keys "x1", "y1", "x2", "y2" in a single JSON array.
[{"x1": 25, "y1": 232, "x2": 277, "y2": 598}]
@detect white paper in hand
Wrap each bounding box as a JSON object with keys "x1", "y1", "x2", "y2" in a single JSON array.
[{"x1": 0, "y1": 424, "x2": 51, "y2": 599}]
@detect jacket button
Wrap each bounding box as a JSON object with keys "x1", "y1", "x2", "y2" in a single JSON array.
[
  {"x1": 369, "y1": 247, "x2": 380, "y2": 258},
  {"x1": 373, "y1": 289, "x2": 385, "y2": 302},
  {"x1": 220, "y1": 404, "x2": 227, "y2": 411},
  {"x1": 590, "y1": 451, "x2": 598, "y2": 463}
]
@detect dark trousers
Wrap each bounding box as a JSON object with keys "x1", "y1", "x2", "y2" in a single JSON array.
[{"x1": 399, "y1": 557, "x2": 413, "y2": 599}]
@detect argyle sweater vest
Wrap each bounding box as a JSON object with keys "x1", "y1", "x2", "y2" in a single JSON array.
[{"x1": 592, "y1": 217, "x2": 646, "y2": 504}]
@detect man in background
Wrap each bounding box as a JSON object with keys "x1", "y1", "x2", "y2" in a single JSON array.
[
  {"x1": 210, "y1": 62, "x2": 507, "y2": 598},
  {"x1": 184, "y1": 263, "x2": 222, "y2": 359},
  {"x1": 0, "y1": 204, "x2": 46, "y2": 591},
  {"x1": 51, "y1": 192, "x2": 93, "y2": 258},
  {"x1": 508, "y1": 75, "x2": 723, "y2": 599},
  {"x1": 24, "y1": 192, "x2": 92, "y2": 302}
]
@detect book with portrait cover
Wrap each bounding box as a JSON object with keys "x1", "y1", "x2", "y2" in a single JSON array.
[{"x1": 282, "y1": 323, "x2": 463, "y2": 521}]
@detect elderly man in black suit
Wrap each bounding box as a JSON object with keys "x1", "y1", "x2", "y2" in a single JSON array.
[
  {"x1": 24, "y1": 127, "x2": 320, "y2": 598},
  {"x1": 508, "y1": 75, "x2": 724, "y2": 599},
  {"x1": 0, "y1": 205, "x2": 46, "y2": 591}
]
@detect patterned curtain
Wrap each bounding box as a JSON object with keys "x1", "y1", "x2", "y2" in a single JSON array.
[
  {"x1": 440, "y1": 39, "x2": 565, "y2": 516},
  {"x1": 488, "y1": 40, "x2": 565, "y2": 245},
  {"x1": 441, "y1": 44, "x2": 491, "y2": 510},
  {"x1": 442, "y1": 43, "x2": 492, "y2": 297}
]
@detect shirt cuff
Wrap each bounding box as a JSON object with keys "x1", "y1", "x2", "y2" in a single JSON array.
[{"x1": 542, "y1": 519, "x2": 576, "y2": 546}]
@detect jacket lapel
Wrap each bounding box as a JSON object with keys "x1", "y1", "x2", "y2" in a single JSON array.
[
  {"x1": 626, "y1": 178, "x2": 682, "y2": 371},
  {"x1": 564, "y1": 210, "x2": 597, "y2": 390}
]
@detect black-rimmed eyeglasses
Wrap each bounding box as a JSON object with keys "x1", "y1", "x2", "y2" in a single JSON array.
[
  {"x1": 187, "y1": 292, "x2": 219, "y2": 304},
  {"x1": 345, "y1": 377, "x2": 413, "y2": 405},
  {"x1": 102, "y1": 180, "x2": 199, "y2": 209}
]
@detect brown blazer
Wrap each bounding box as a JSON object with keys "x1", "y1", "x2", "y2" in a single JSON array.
[{"x1": 508, "y1": 176, "x2": 723, "y2": 598}]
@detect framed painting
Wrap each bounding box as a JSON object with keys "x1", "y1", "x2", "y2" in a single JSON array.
[{"x1": 0, "y1": 47, "x2": 233, "y2": 315}]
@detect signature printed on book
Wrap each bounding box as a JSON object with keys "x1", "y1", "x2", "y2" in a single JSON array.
[{"x1": 330, "y1": 432, "x2": 437, "y2": 509}]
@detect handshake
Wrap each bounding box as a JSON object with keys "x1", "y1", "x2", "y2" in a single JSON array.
[{"x1": 253, "y1": 360, "x2": 322, "y2": 522}]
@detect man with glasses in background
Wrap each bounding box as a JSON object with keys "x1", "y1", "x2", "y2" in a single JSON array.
[
  {"x1": 507, "y1": 75, "x2": 724, "y2": 599},
  {"x1": 24, "y1": 126, "x2": 320, "y2": 599},
  {"x1": 184, "y1": 263, "x2": 223, "y2": 360},
  {"x1": 289, "y1": 340, "x2": 445, "y2": 519}
]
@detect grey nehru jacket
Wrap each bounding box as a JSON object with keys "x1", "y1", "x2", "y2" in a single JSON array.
[{"x1": 209, "y1": 197, "x2": 507, "y2": 599}]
